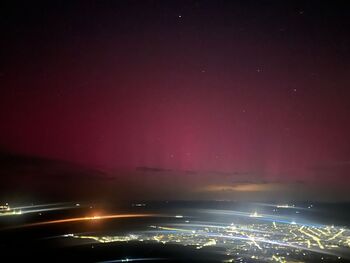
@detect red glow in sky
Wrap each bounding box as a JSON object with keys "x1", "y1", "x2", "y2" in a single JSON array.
[{"x1": 0, "y1": 1, "x2": 349, "y2": 193}]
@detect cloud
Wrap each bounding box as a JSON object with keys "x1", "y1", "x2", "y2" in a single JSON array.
[
  {"x1": 1, "y1": 151, "x2": 349, "y2": 202},
  {"x1": 135, "y1": 167, "x2": 172, "y2": 173},
  {"x1": 199, "y1": 183, "x2": 282, "y2": 193},
  {"x1": 309, "y1": 161, "x2": 350, "y2": 183},
  {"x1": 0, "y1": 150, "x2": 106, "y2": 201}
]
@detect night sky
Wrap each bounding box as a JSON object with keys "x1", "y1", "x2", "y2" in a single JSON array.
[{"x1": 1, "y1": 1, "x2": 350, "y2": 200}]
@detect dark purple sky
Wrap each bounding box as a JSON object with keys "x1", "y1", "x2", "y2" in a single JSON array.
[{"x1": 1, "y1": 1, "x2": 350, "y2": 199}]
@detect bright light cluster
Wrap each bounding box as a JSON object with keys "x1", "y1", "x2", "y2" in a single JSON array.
[{"x1": 65, "y1": 217, "x2": 350, "y2": 263}]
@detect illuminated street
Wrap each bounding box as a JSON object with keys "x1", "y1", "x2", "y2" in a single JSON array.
[{"x1": 63, "y1": 208, "x2": 350, "y2": 263}]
